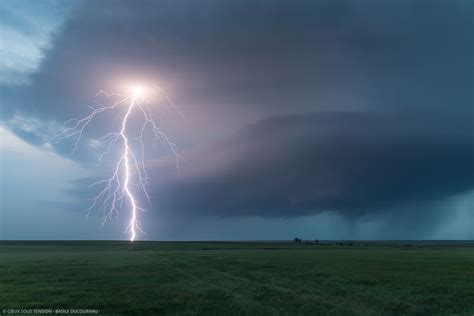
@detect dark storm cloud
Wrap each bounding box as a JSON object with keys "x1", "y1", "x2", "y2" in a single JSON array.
[
  {"x1": 152, "y1": 111, "x2": 474, "y2": 218},
  {"x1": 3, "y1": 0, "x2": 473, "y2": 121},
  {"x1": 2, "y1": 0, "x2": 473, "y2": 236}
]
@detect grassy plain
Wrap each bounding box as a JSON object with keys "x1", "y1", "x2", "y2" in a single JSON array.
[{"x1": 1, "y1": 241, "x2": 473, "y2": 315}]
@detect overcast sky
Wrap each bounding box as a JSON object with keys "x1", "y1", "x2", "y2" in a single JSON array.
[{"x1": 1, "y1": 0, "x2": 473, "y2": 240}]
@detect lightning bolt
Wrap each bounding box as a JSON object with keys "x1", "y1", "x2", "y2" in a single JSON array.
[{"x1": 54, "y1": 85, "x2": 181, "y2": 241}]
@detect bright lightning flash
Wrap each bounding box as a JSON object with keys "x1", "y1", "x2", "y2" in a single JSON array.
[
  {"x1": 54, "y1": 84, "x2": 181, "y2": 241},
  {"x1": 132, "y1": 85, "x2": 144, "y2": 97}
]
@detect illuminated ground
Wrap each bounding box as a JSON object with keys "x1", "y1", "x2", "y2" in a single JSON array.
[{"x1": 1, "y1": 241, "x2": 473, "y2": 315}]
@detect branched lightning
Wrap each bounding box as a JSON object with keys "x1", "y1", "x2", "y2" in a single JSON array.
[{"x1": 54, "y1": 86, "x2": 182, "y2": 241}]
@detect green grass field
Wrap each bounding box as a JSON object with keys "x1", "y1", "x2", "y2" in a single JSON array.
[{"x1": 1, "y1": 241, "x2": 473, "y2": 315}]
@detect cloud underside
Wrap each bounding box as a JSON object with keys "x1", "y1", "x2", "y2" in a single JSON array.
[{"x1": 153, "y1": 112, "x2": 474, "y2": 218}]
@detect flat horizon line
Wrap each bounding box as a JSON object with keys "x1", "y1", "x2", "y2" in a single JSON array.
[{"x1": 1, "y1": 239, "x2": 473, "y2": 243}]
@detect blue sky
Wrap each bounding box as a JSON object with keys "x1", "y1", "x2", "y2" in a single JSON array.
[
  {"x1": 0, "y1": 0, "x2": 75, "y2": 85},
  {"x1": 0, "y1": 0, "x2": 473, "y2": 240}
]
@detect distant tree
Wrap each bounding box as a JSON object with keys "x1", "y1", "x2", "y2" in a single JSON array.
[
  {"x1": 314, "y1": 239, "x2": 319, "y2": 244},
  {"x1": 293, "y1": 237, "x2": 302, "y2": 244}
]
